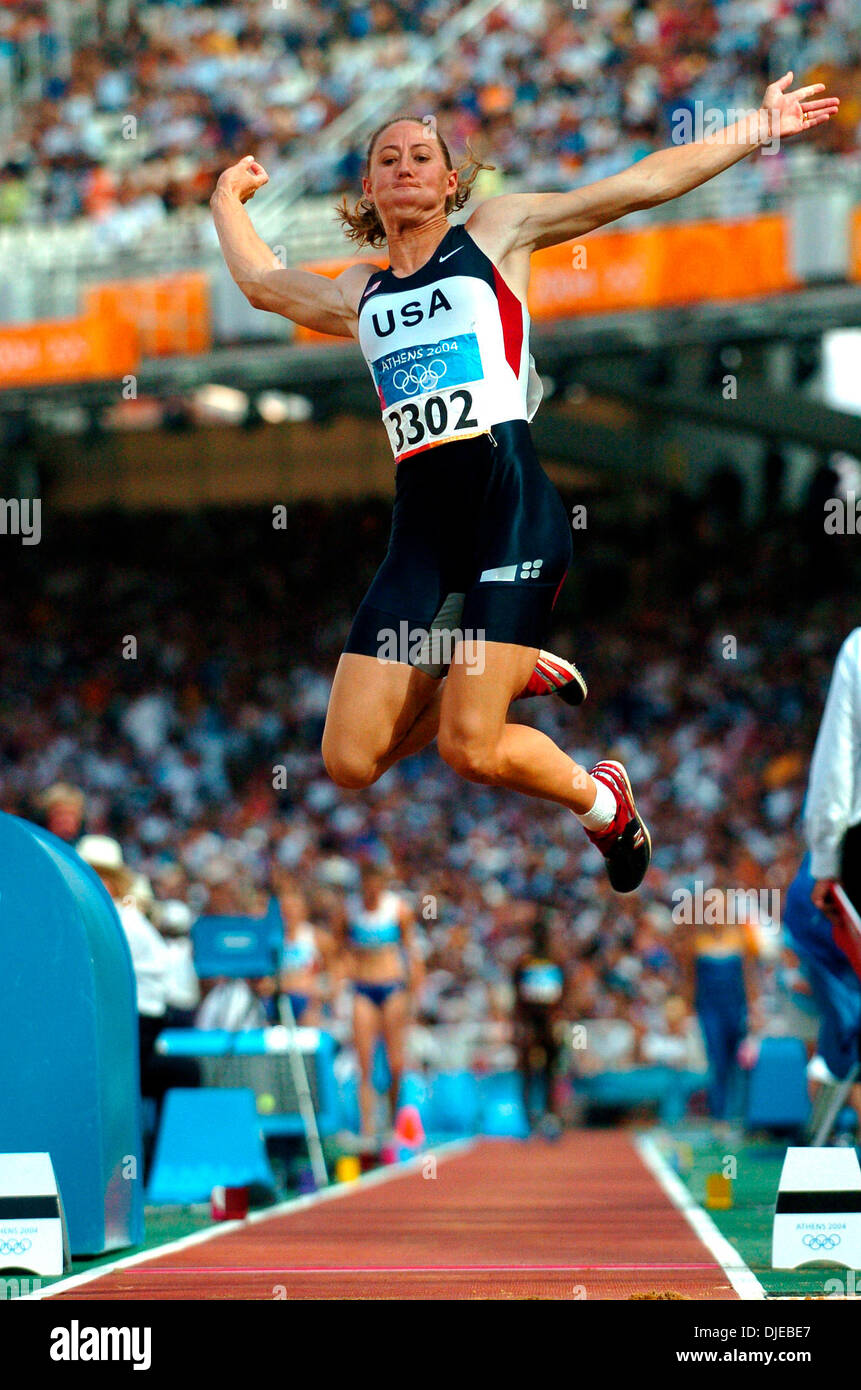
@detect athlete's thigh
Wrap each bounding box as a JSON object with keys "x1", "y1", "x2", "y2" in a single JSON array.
[
  {"x1": 352, "y1": 990, "x2": 381, "y2": 1073},
  {"x1": 379, "y1": 987, "x2": 409, "y2": 1064},
  {"x1": 323, "y1": 652, "x2": 440, "y2": 765},
  {"x1": 439, "y1": 638, "x2": 536, "y2": 748}
]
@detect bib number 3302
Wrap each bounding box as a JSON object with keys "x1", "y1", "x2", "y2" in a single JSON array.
[{"x1": 384, "y1": 387, "x2": 478, "y2": 456}]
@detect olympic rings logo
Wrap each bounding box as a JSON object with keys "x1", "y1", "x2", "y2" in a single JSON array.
[
  {"x1": 392, "y1": 360, "x2": 447, "y2": 395},
  {"x1": 802, "y1": 1233, "x2": 841, "y2": 1250},
  {"x1": 0, "y1": 1238, "x2": 32, "y2": 1255}
]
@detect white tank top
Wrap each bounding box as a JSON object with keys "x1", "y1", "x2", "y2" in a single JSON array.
[
  {"x1": 357, "y1": 224, "x2": 542, "y2": 463},
  {"x1": 347, "y1": 889, "x2": 403, "y2": 950}
]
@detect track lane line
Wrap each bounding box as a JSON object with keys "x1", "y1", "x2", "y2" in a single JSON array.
[
  {"x1": 26, "y1": 1138, "x2": 475, "y2": 1300},
  {"x1": 636, "y1": 1134, "x2": 765, "y2": 1300}
]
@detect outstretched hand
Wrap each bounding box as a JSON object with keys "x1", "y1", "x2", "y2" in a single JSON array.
[
  {"x1": 214, "y1": 154, "x2": 270, "y2": 204},
  {"x1": 761, "y1": 71, "x2": 840, "y2": 138}
]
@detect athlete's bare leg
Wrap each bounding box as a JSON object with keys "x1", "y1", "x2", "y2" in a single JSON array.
[
  {"x1": 352, "y1": 990, "x2": 382, "y2": 1138},
  {"x1": 322, "y1": 653, "x2": 442, "y2": 789},
  {"x1": 379, "y1": 988, "x2": 409, "y2": 1125},
  {"x1": 436, "y1": 641, "x2": 596, "y2": 813},
  {"x1": 323, "y1": 647, "x2": 597, "y2": 812}
]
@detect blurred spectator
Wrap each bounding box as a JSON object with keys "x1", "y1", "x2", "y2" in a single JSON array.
[
  {"x1": 76, "y1": 832, "x2": 199, "y2": 1168},
  {"x1": 38, "y1": 781, "x2": 85, "y2": 842},
  {"x1": 155, "y1": 897, "x2": 200, "y2": 1025},
  {"x1": 0, "y1": 0, "x2": 856, "y2": 230}
]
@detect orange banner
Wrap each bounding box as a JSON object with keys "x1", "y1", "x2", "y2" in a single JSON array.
[
  {"x1": 529, "y1": 214, "x2": 797, "y2": 319},
  {"x1": 84, "y1": 271, "x2": 211, "y2": 357},
  {"x1": 0, "y1": 312, "x2": 138, "y2": 390}
]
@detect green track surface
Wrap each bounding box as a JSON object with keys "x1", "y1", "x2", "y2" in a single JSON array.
[
  {"x1": 654, "y1": 1124, "x2": 861, "y2": 1299},
  {"x1": 3, "y1": 1206, "x2": 218, "y2": 1298}
]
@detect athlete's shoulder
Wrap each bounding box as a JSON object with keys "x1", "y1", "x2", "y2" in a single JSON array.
[
  {"x1": 464, "y1": 194, "x2": 530, "y2": 259},
  {"x1": 463, "y1": 200, "x2": 532, "y2": 301},
  {"x1": 337, "y1": 259, "x2": 386, "y2": 314}
]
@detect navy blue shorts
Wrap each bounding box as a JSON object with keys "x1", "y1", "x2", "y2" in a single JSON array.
[
  {"x1": 354, "y1": 980, "x2": 406, "y2": 1009},
  {"x1": 284, "y1": 991, "x2": 310, "y2": 1023},
  {"x1": 344, "y1": 419, "x2": 573, "y2": 666}
]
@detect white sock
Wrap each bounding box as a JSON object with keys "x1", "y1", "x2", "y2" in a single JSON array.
[{"x1": 576, "y1": 776, "x2": 616, "y2": 831}]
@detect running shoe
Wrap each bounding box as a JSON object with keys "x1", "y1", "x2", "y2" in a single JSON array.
[
  {"x1": 517, "y1": 651, "x2": 587, "y2": 706},
  {"x1": 583, "y1": 760, "x2": 651, "y2": 894}
]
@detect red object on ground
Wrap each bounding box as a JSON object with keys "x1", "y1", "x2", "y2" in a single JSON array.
[
  {"x1": 52, "y1": 1133, "x2": 739, "y2": 1301},
  {"x1": 210, "y1": 1186, "x2": 249, "y2": 1221},
  {"x1": 394, "y1": 1104, "x2": 425, "y2": 1147}
]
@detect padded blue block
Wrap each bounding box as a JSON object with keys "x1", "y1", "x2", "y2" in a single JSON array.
[
  {"x1": 336, "y1": 1073, "x2": 361, "y2": 1134},
  {"x1": 0, "y1": 813, "x2": 144, "y2": 1255},
  {"x1": 577, "y1": 1068, "x2": 706, "y2": 1122},
  {"x1": 745, "y1": 1037, "x2": 811, "y2": 1130},
  {"x1": 479, "y1": 1072, "x2": 529, "y2": 1138},
  {"x1": 147, "y1": 1088, "x2": 275, "y2": 1204},
  {"x1": 398, "y1": 1072, "x2": 432, "y2": 1119},
  {"x1": 429, "y1": 1072, "x2": 480, "y2": 1136}
]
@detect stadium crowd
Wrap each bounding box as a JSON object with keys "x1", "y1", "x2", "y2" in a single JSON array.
[
  {"x1": 0, "y1": 0, "x2": 859, "y2": 235},
  {"x1": 0, "y1": 477, "x2": 852, "y2": 1099}
]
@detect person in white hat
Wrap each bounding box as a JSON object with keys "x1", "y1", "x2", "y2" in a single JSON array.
[
  {"x1": 76, "y1": 836, "x2": 199, "y2": 1172},
  {"x1": 77, "y1": 836, "x2": 171, "y2": 1020},
  {"x1": 156, "y1": 899, "x2": 200, "y2": 1025}
]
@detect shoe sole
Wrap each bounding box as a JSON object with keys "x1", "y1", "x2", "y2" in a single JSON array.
[
  {"x1": 556, "y1": 664, "x2": 587, "y2": 706},
  {"x1": 536, "y1": 652, "x2": 588, "y2": 706},
  {"x1": 597, "y1": 760, "x2": 652, "y2": 894}
]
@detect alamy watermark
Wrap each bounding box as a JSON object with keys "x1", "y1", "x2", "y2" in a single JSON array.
[
  {"x1": 0, "y1": 497, "x2": 40, "y2": 545},
  {"x1": 671, "y1": 104, "x2": 781, "y2": 155},
  {"x1": 825, "y1": 492, "x2": 861, "y2": 534},
  {"x1": 672, "y1": 882, "x2": 781, "y2": 929},
  {"x1": 377, "y1": 622, "x2": 486, "y2": 674}
]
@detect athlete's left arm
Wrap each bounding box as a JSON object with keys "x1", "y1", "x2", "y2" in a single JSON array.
[{"x1": 482, "y1": 73, "x2": 838, "y2": 255}]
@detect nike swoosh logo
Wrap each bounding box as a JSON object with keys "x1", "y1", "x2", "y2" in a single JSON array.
[{"x1": 438, "y1": 246, "x2": 463, "y2": 262}]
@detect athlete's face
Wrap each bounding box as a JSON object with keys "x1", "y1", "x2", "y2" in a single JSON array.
[
  {"x1": 360, "y1": 870, "x2": 384, "y2": 905},
  {"x1": 363, "y1": 122, "x2": 457, "y2": 227}
]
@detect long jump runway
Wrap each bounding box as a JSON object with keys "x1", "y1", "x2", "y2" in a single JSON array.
[{"x1": 48, "y1": 1132, "x2": 754, "y2": 1300}]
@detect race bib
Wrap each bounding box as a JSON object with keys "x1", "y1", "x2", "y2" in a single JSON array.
[{"x1": 372, "y1": 334, "x2": 491, "y2": 460}]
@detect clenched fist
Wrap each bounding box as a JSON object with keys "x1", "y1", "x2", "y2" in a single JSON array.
[{"x1": 212, "y1": 154, "x2": 270, "y2": 205}]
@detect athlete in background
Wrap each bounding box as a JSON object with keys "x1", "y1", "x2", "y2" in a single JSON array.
[
  {"x1": 335, "y1": 863, "x2": 423, "y2": 1143},
  {"x1": 513, "y1": 909, "x2": 568, "y2": 1137},
  {"x1": 270, "y1": 868, "x2": 336, "y2": 1026}
]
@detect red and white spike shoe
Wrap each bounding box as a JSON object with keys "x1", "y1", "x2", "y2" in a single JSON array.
[
  {"x1": 583, "y1": 760, "x2": 651, "y2": 894},
  {"x1": 516, "y1": 651, "x2": 588, "y2": 707}
]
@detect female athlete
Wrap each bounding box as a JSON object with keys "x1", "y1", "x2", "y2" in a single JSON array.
[
  {"x1": 334, "y1": 862, "x2": 423, "y2": 1141},
  {"x1": 211, "y1": 73, "x2": 837, "y2": 896},
  {"x1": 271, "y1": 868, "x2": 335, "y2": 1026}
]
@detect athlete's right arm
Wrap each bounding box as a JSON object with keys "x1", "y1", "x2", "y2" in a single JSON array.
[{"x1": 210, "y1": 156, "x2": 374, "y2": 338}]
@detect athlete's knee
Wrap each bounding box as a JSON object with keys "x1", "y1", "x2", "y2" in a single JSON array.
[
  {"x1": 437, "y1": 727, "x2": 503, "y2": 785},
  {"x1": 321, "y1": 733, "x2": 380, "y2": 790}
]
